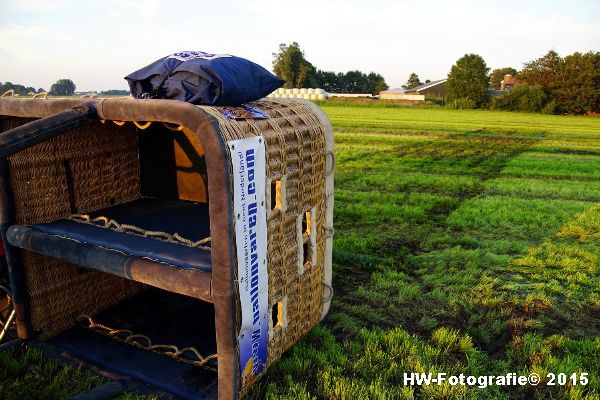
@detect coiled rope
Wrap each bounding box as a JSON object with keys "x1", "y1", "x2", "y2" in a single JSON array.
[
  {"x1": 77, "y1": 315, "x2": 217, "y2": 371},
  {"x1": 69, "y1": 214, "x2": 211, "y2": 251}
]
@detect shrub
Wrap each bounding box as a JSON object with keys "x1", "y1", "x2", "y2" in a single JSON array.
[
  {"x1": 541, "y1": 100, "x2": 556, "y2": 115},
  {"x1": 425, "y1": 96, "x2": 446, "y2": 106},
  {"x1": 446, "y1": 97, "x2": 477, "y2": 109},
  {"x1": 492, "y1": 84, "x2": 548, "y2": 113}
]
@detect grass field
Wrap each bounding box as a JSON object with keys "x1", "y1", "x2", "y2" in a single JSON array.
[
  {"x1": 2, "y1": 104, "x2": 600, "y2": 399},
  {"x1": 247, "y1": 106, "x2": 600, "y2": 400}
]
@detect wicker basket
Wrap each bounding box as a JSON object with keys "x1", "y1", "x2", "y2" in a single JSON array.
[{"x1": 0, "y1": 97, "x2": 334, "y2": 400}]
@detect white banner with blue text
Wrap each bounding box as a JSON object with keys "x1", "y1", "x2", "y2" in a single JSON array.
[{"x1": 228, "y1": 136, "x2": 269, "y2": 387}]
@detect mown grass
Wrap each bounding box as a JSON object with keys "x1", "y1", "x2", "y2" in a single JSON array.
[
  {"x1": 0, "y1": 346, "x2": 157, "y2": 400},
  {"x1": 248, "y1": 104, "x2": 600, "y2": 399},
  {"x1": 2, "y1": 104, "x2": 600, "y2": 399},
  {"x1": 0, "y1": 347, "x2": 104, "y2": 400}
]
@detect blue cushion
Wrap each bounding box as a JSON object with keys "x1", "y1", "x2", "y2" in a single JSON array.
[
  {"x1": 125, "y1": 51, "x2": 285, "y2": 105},
  {"x1": 31, "y1": 199, "x2": 212, "y2": 272}
]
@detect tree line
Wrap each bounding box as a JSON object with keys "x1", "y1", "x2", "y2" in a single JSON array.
[
  {"x1": 442, "y1": 50, "x2": 600, "y2": 114},
  {"x1": 1, "y1": 80, "x2": 131, "y2": 97},
  {"x1": 0, "y1": 82, "x2": 44, "y2": 96},
  {"x1": 272, "y1": 42, "x2": 388, "y2": 95},
  {"x1": 1, "y1": 79, "x2": 76, "y2": 96}
]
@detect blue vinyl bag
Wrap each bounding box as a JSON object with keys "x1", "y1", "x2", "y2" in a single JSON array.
[{"x1": 125, "y1": 51, "x2": 284, "y2": 105}]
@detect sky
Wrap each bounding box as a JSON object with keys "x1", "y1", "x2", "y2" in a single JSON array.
[{"x1": 0, "y1": 0, "x2": 598, "y2": 92}]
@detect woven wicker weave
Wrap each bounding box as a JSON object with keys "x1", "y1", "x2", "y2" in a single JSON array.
[
  {"x1": 5, "y1": 120, "x2": 145, "y2": 339},
  {"x1": 0, "y1": 99, "x2": 332, "y2": 392},
  {"x1": 199, "y1": 100, "x2": 328, "y2": 382}
]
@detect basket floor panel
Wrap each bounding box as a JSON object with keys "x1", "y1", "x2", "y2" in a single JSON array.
[
  {"x1": 50, "y1": 288, "x2": 218, "y2": 400},
  {"x1": 30, "y1": 198, "x2": 212, "y2": 271}
]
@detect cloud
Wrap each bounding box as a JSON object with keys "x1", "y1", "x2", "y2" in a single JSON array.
[
  {"x1": 103, "y1": 0, "x2": 162, "y2": 20},
  {"x1": 6, "y1": 0, "x2": 72, "y2": 13},
  {"x1": 0, "y1": 23, "x2": 82, "y2": 59}
]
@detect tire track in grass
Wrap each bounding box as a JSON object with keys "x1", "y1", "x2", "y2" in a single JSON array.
[
  {"x1": 248, "y1": 107, "x2": 600, "y2": 400},
  {"x1": 333, "y1": 134, "x2": 600, "y2": 354},
  {"x1": 330, "y1": 131, "x2": 539, "y2": 340},
  {"x1": 506, "y1": 203, "x2": 600, "y2": 338}
]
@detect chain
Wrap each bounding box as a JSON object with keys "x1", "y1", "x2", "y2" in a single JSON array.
[
  {"x1": 77, "y1": 315, "x2": 217, "y2": 372},
  {"x1": 69, "y1": 214, "x2": 211, "y2": 251}
]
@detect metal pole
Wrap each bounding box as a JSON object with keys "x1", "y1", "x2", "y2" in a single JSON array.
[{"x1": 0, "y1": 309, "x2": 15, "y2": 343}]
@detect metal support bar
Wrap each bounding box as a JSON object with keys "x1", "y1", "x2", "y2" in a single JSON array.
[
  {"x1": 7, "y1": 225, "x2": 213, "y2": 302},
  {"x1": 0, "y1": 106, "x2": 95, "y2": 339},
  {"x1": 0, "y1": 106, "x2": 91, "y2": 158},
  {"x1": 0, "y1": 309, "x2": 15, "y2": 343},
  {"x1": 0, "y1": 160, "x2": 32, "y2": 338}
]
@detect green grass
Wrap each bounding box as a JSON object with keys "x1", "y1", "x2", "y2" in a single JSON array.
[
  {"x1": 0, "y1": 347, "x2": 104, "y2": 400},
  {"x1": 248, "y1": 104, "x2": 600, "y2": 399},
  {"x1": 2, "y1": 104, "x2": 600, "y2": 399}
]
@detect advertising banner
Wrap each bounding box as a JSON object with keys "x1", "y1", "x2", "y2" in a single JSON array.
[{"x1": 228, "y1": 136, "x2": 269, "y2": 388}]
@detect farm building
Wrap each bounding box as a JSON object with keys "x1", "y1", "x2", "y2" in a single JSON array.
[
  {"x1": 500, "y1": 74, "x2": 517, "y2": 91},
  {"x1": 379, "y1": 79, "x2": 447, "y2": 100}
]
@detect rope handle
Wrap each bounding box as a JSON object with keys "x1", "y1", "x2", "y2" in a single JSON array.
[
  {"x1": 98, "y1": 120, "x2": 184, "y2": 131},
  {"x1": 325, "y1": 150, "x2": 336, "y2": 176},
  {"x1": 133, "y1": 121, "x2": 152, "y2": 129},
  {"x1": 162, "y1": 122, "x2": 185, "y2": 131},
  {"x1": 322, "y1": 282, "x2": 333, "y2": 303}
]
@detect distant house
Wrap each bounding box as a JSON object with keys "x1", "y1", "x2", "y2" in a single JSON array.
[
  {"x1": 500, "y1": 74, "x2": 517, "y2": 91},
  {"x1": 380, "y1": 79, "x2": 447, "y2": 100}
]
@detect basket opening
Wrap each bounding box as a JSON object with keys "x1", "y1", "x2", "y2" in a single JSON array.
[
  {"x1": 270, "y1": 181, "x2": 278, "y2": 210},
  {"x1": 50, "y1": 287, "x2": 219, "y2": 399},
  {"x1": 7, "y1": 119, "x2": 221, "y2": 398},
  {"x1": 267, "y1": 176, "x2": 286, "y2": 213},
  {"x1": 272, "y1": 300, "x2": 286, "y2": 328},
  {"x1": 3, "y1": 117, "x2": 213, "y2": 341},
  {"x1": 139, "y1": 123, "x2": 209, "y2": 204},
  {"x1": 297, "y1": 208, "x2": 317, "y2": 273}
]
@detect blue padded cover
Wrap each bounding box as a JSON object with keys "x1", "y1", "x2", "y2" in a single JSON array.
[
  {"x1": 125, "y1": 50, "x2": 285, "y2": 105},
  {"x1": 31, "y1": 199, "x2": 212, "y2": 272},
  {"x1": 50, "y1": 289, "x2": 219, "y2": 399}
]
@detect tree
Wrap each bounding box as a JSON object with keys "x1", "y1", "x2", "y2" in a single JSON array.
[
  {"x1": 49, "y1": 79, "x2": 76, "y2": 96},
  {"x1": 519, "y1": 50, "x2": 561, "y2": 95},
  {"x1": 489, "y1": 67, "x2": 518, "y2": 89},
  {"x1": 0, "y1": 82, "x2": 37, "y2": 96},
  {"x1": 446, "y1": 54, "x2": 490, "y2": 107},
  {"x1": 368, "y1": 72, "x2": 389, "y2": 94},
  {"x1": 273, "y1": 43, "x2": 388, "y2": 94},
  {"x1": 272, "y1": 42, "x2": 316, "y2": 88},
  {"x1": 491, "y1": 84, "x2": 547, "y2": 112},
  {"x1": 314, "y1": 69, "x2": 387, "y2": 94},
  {"x1": 99, "y1": 89, "x2": 130, "y2": 96},
  {"x1": 552, "y1": 51, "x2": 600, "y2": 114},
  {"x1": 520, "y1": 50, "x2": 600, "y2": 114},
  {"x1": 402, "y1": 73, "x2": 422, "y2": 90},
  {"x1": 315, "y1": 70, "x2": 342, "y2": 92}
]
